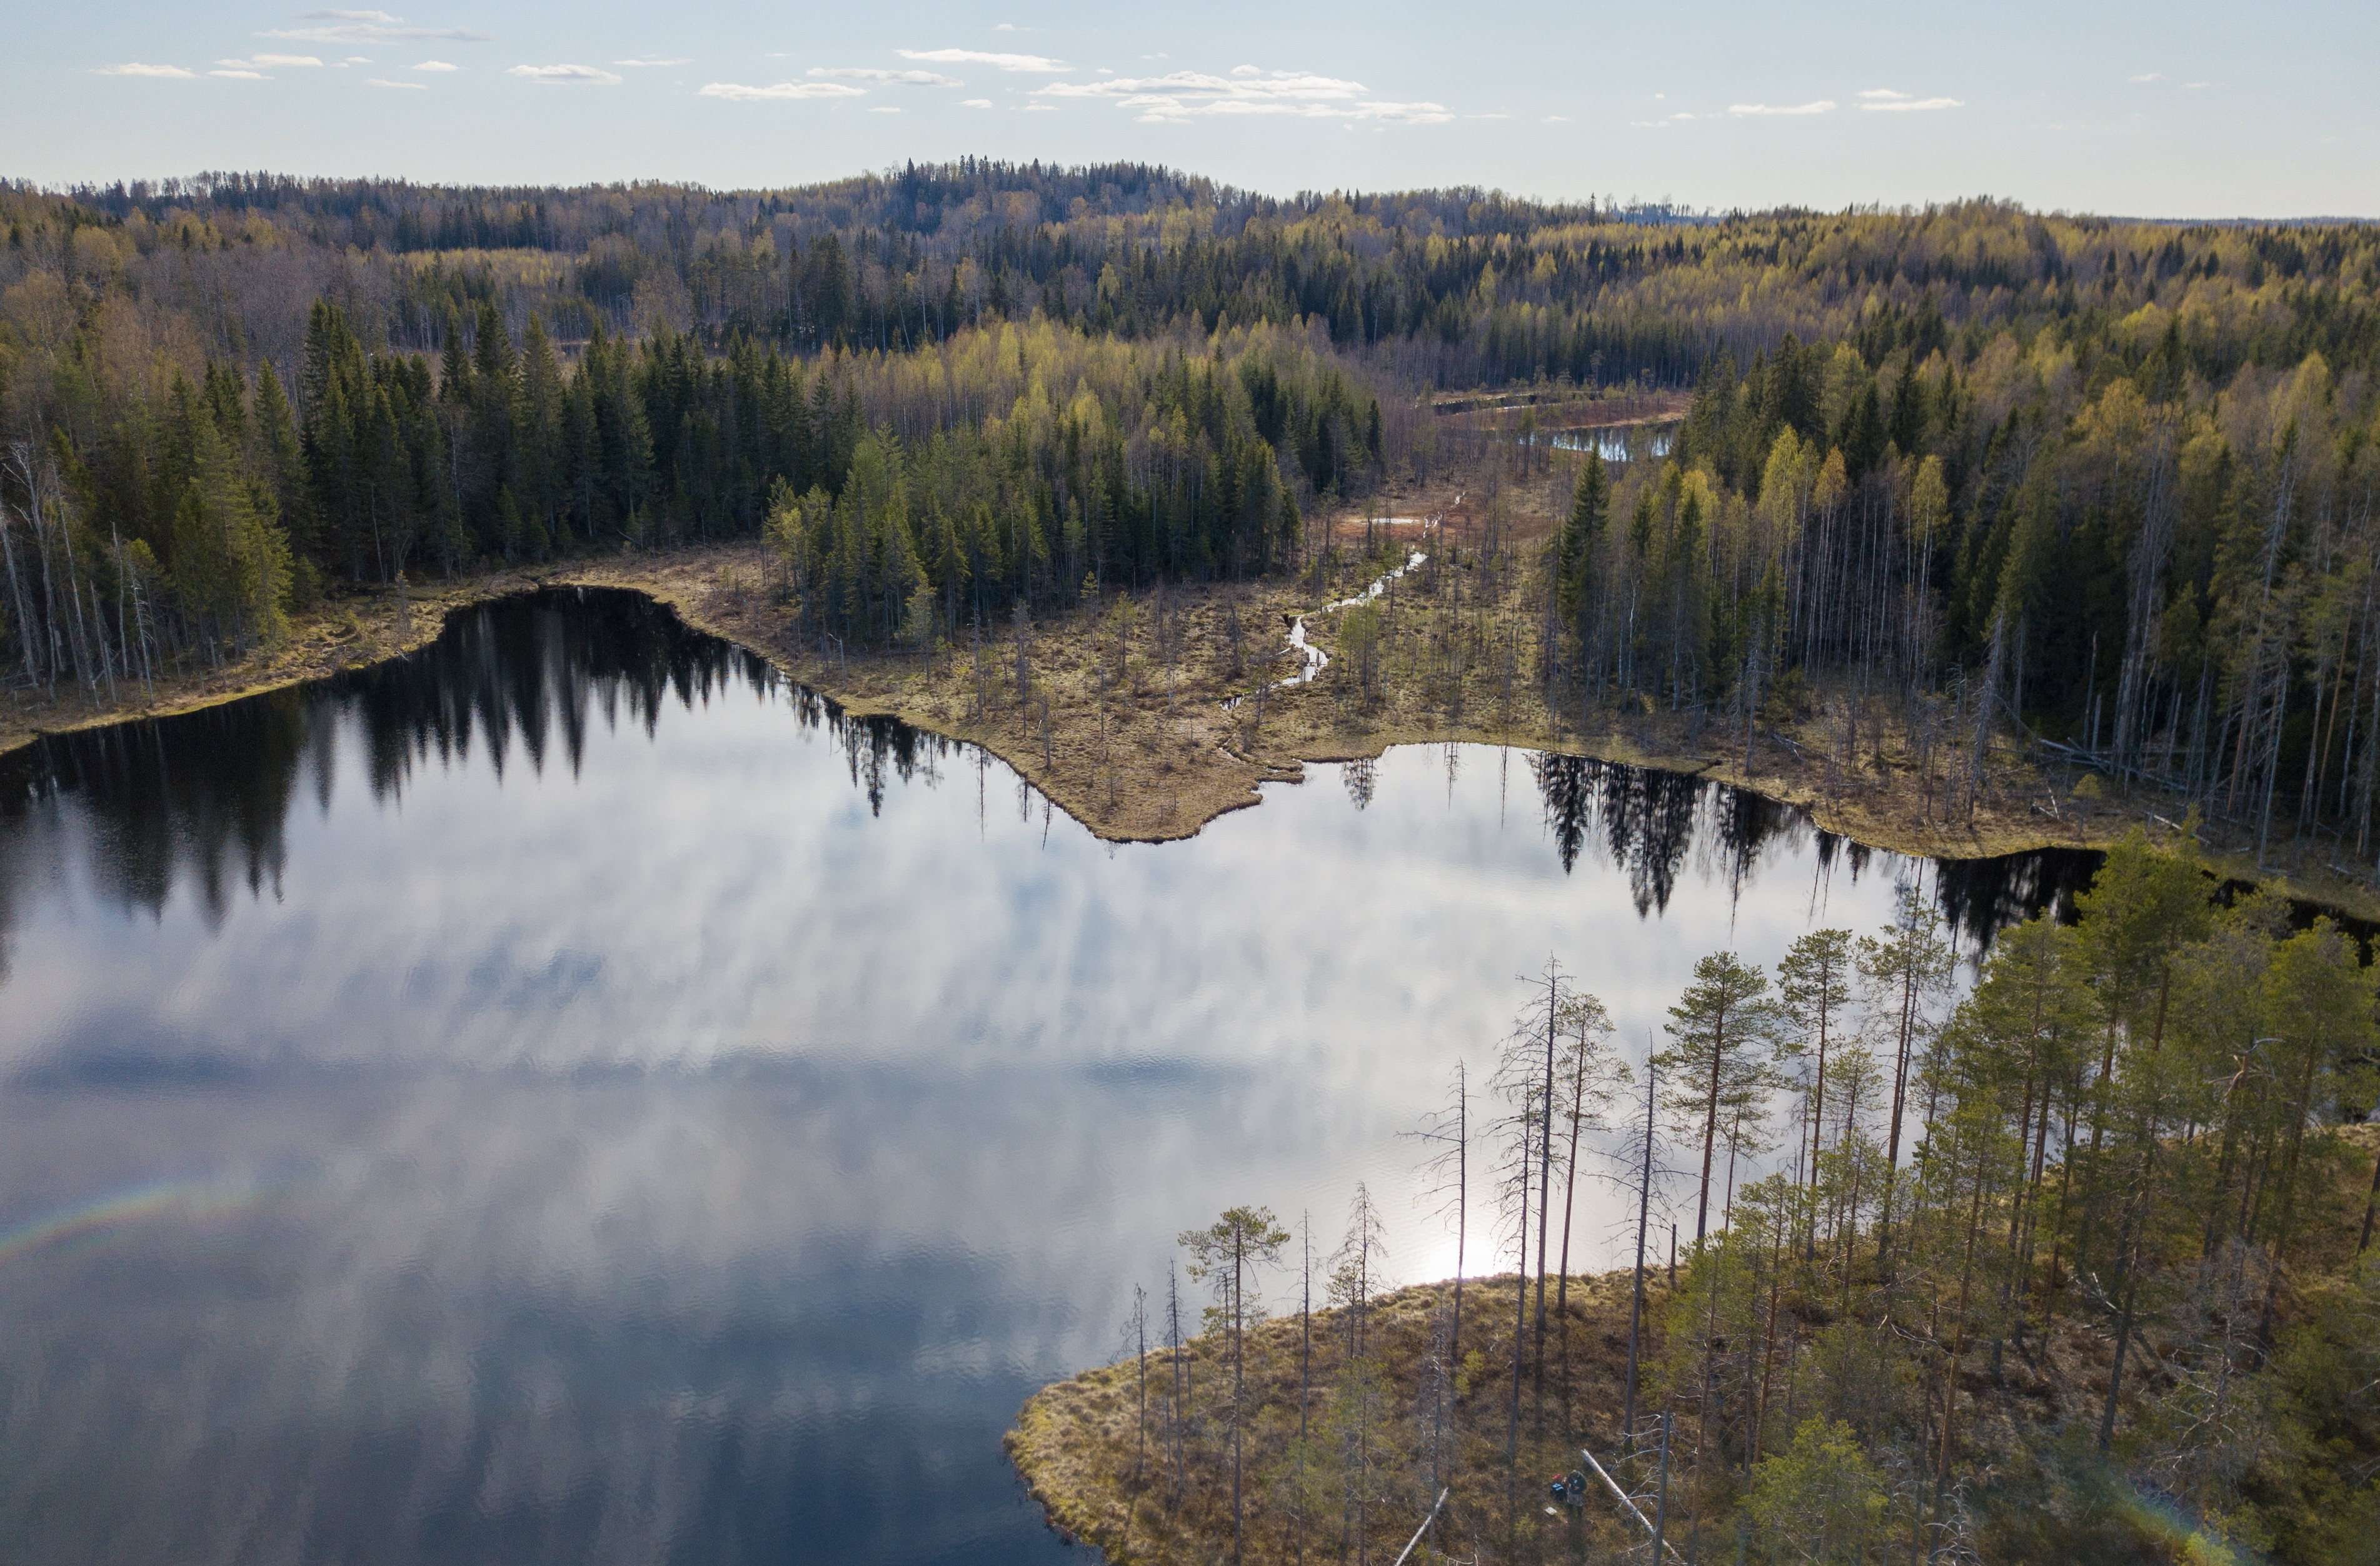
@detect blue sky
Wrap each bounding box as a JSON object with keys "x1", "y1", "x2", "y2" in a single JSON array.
[{"x1": 11, "y1": 1, "x2": 2374, "y2": 217}]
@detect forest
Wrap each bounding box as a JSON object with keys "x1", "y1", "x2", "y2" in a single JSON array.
[
  {"x1": 4, "y1": 161, "x2": 2380, "y2": 862},
  {"x1": 1013, "y1": 833, "x2": 2380, "y2": 1564}
]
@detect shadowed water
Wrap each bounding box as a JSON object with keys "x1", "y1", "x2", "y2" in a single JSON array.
[{"x1": 0, "y1": 589, "x2": 2093, "y2": 1565}]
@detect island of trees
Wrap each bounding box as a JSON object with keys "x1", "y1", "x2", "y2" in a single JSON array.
[{"x1": 1010, "y1": 833, "x2": 2380, "y2": 1564}]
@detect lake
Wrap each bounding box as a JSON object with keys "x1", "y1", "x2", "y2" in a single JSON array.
[
  {"x1": 1502, "y1": 424, "x2": 1676, "y2": 462},
  {"x1": 0, "y1": 589, "x2": 2090, "y2": 1565}
]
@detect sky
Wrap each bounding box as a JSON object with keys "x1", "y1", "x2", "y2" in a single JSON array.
[{"x1": 9, "y1": 0, "x2": 2376, "y2": 218}]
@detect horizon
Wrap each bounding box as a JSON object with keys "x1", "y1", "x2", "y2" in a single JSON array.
[
  {"x1": 9, "y1": 0, "x2": 2375, "y2": 220},
  {"x1": 24, "y1": 164, "x2": 2377, "y2": 231}
]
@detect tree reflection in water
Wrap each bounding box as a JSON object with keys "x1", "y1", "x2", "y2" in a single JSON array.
[
  {"x1": 0, "y1": 590, "x2": 963, "y2": 941},
  {"x1": 0, "y1": 588, "x2": 2166, "y2": 1566}
]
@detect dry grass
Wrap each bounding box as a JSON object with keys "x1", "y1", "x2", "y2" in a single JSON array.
[
  {"x1": 1003, "y1": 1267, "x2": 2162, "y2": 1566},
  {"x1": 1010, "y1": 1137, "x2": 2380, "y2": 1563},
  {"x1": 1006, "y1": 1272, "x2": 1660, "y2": 1565}
]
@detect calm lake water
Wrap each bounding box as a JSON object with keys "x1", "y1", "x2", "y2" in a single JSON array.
[
  {"x1": 0, "y1": 590, "x2": 2090, "y2": 1565},
  {"x1": 1506, "y1": 424, "x2": 1676, "y2": 462}
]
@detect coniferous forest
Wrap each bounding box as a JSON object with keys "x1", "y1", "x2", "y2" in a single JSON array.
[{"x1": 5, "y1": 163, "x2": 2380, "y2": 868}]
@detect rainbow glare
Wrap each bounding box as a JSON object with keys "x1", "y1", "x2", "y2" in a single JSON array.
[
  {"x1": 0, "y1": 1171, "x2": 296, "y2": 1270},
  {"x1": 2110, "y1": 1479, "x2": 2257, "y2": 1566}
]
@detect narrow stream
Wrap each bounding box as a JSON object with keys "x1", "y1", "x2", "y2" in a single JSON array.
[
  {"x1": 1235, "y1": 499, "x2": 1457, "y2": 706},
  {"x1": 1276, "y1": 548, "x2": 1429, "y2": 688}
]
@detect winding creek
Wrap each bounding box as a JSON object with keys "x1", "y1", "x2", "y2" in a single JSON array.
[
  {"x1": 1245, "y1": 496, "x2": 1459, "y2": 702},
  {"x1": 0, "y1": 589, "x2": 2092, "y2": 1564},
  {"x1": 1258, "y1": 546, "x2": 1432, "y2": 696}
]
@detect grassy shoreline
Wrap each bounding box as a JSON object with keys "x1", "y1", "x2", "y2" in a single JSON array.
[
  {"x1": 1003, "y1": 1268, "x2": 2137, "y2": 1566},
  {"x1": 10, "y1": 531, "x2": 2380, "y2": 921},
  {"x1": 1012, "y1": 1125, "x2": 2380, "y2": 1565}
]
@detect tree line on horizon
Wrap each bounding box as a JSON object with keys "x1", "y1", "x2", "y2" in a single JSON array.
[{"x1": 1122, "y1": 833, "x2": 2380, "y2": 1564}]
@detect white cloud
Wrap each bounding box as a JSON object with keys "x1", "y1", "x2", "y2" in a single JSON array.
[
  {"x1": 1230, "y1": 64, "x2": 1263, "y2": 76},
  {"x1": 1282, "y1": 100, "x2": 1443, "y2": 122},
  {"x1": 900, "y1": 48, "x2": 1067, "y2": 73},
  {"x1": 344, "y1": 56, "x2": 371, "y2": 63},
  {"x1": 1859, "y1": 88, "x2": 1909, "y2": 100},
  {"x1": 211, "y1": 51, "x2": 329, "y2": 75},
  {"x1": 1047, "y1": 68, "x2": 1452, "y2": 124},
  {"x1": 264, "y1": 12, "x2": 493, "y2": 44},
  {"x1": 98, "y1": 62, "x2": 196, "y2": 78},
  {"x1": 2128, "y1": 71, "x2": 2164, "y2": 83},
  {"x1": 413, "y1": 59, "x2": 456, "y2": 71},
  {"x1": 1728, "y1": 99, "x2": 1836, "y2": 116},
  {"x1": 1043, "y1": 68, "x2": 1363, "y2": 104},
  {"x1": 1860, "y1": 95, "x2": 1962, "y2": 111},
  {"x1": 508, "y1": 63, "x2": 621, "y2": 84},
  {"x1": 366, "y1": 77, "x2": 426, "y2": 89},
  {"x1": 810, "y1": 67, "x2": 962, "y2": 86},
  {"x1": 1544, "y1": 114, "x2": 1568, "y2": 123},
  {"x1": 867, "y1": 106, "x2": 901, "y2": 113},
  {"x1": 960, "y1": 98, "x2": 992, "y2": 108},
  {"x1": 1023, "y1": 103, "x2": 1058, "y2": 111},
  {"x1": 614, "y1": 57, "x2": 689, "y2": 66},
  {"x1": 697, "y1": 79, "x2": 866, "y2": 100},
  {"x1": 1466, "y1": 112, "x2": 1510, "y2": 119}
]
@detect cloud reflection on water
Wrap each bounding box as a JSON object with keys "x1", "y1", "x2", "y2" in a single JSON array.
[{"x1": 0, "y1": 591, "x2": 2092, "y2": 1563}]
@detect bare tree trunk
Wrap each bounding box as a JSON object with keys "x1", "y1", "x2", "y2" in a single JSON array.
[
  {"x1": 1536, "y1": 963, "x2": 1559, "y2": 1339},
  {"x1": 0, "y1": 501, "x2": 39, "y2": 688},
  {"x1": 1509, "y1": 1123, "x2": 1528, "y2": 1467},
  {"x1": 1967, "y1": 610, "x2": 2007, "y2": 821},
  {"x1": 2112, "y1": 418, "x2": 2177, "y2": 770},
  {"x1": 1622, "y1": 1056, "x2": 1655, "y2": 1443},
  {"x1": 2358, "y1": 1142, "x2": 2380, "y2": 1256}
]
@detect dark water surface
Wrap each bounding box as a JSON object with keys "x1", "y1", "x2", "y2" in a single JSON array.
[{"x1": 0, "y1": 590, "x2": 2092, "y2": 1565}]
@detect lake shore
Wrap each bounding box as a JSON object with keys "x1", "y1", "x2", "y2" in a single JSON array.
[
  {"x1": 1005, "y1": 1272, "x2": 1655, "y2": 1565},
  {"x1": 1003, "y1": 1266, "x2": 2146, "y2": 1566},
  {"x1": 9, "y1": 528, "x2": 2376, "y2": 920}
]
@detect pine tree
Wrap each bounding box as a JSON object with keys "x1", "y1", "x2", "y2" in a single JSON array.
[{"x1": 1655, "y1": 951, "x2": 1780, "y2": 1247}]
